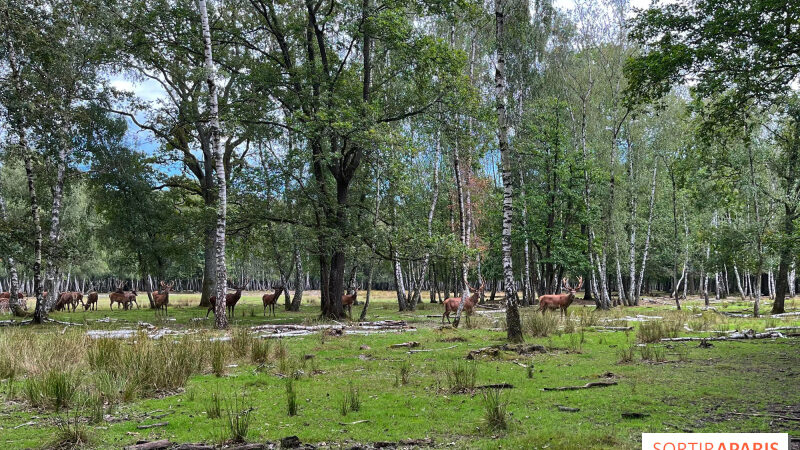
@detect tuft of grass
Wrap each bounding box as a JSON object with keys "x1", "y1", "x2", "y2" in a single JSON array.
[
  {"x1": 524, "y1": 311, "x2": 559, "y2": 337},
  {"x1": 212, "y1": 341, "x2": 227, "y2": 377},
  {"x1": 84, "y1": 392, "x2": 105, "y2": 424},
  {"x1": 637, "y1": 320, "x2": 679, "y2": 343},
  {"x1": 50, "y1": 410, "x2": 92, "y2": 449},
  {"x1": 527, "y1": 363, "x2": 534, "y2": 379},
  {"x1": 397, "y1": 360, "x2": 411, "y2": 386},
  {"x1": 205, "y1": 388, "x2": 223, "y2": 419},
  {"x1": 640, "y1": 344, "x2": 666, "y2": 362},
  {"x1": 340, "y1": 382, "x2": 361, "y2": 415},
  {"x1": 286, "y1": 379, "x2": 297, "y2": 416},
  {"x1": 446, "y1": 360, "x2": 477, "y2": 392},
  {"x1": 251, "y1": 339, "x2": 271, "y2": 366},
  {"x1": 231, "y1": 327, "x2": 254, "y2": 359},
  {"x1": 223, "y1": 392, "x2": 252, "y2": 443},
  {"x1": 481, "y1": 388, "x2": 508, "y2": 431},
  {"x1": 24, "y1": 370, "x2": 79, "y2": 411},
  {"x1": 617, "y1": 342, "x2": 636, "y2": 363}
]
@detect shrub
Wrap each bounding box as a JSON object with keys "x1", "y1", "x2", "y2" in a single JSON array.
[
  {"x1": 481, "y1": 388, "x2": 508, "y2": 431},
  {"x1": 446, "y1": 360, "x2": 477, "y2": 392},
  {"x1": 50, "y1": 410, "x2": 91, "y2": 448},
  {"x1": 524, "y1": 311, "x2": 558, "y2": 337}
]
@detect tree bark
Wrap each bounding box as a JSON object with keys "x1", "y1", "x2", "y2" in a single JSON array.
[
  {"x1": 290, "y1": 247, "x2": 303, "y2": 311},
  {"x1": 198, "y1": 0, "x2": 228, "y2": 329},
  {"x1": 0, "y1": 197, "x2": 24, "y2": 315},
  {"x1": 495, "y1": 0, "x2": 522, "y2": 342}
]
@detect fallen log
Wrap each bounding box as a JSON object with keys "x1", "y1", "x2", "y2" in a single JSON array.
[
  {"x1": 556, "y1": 405, "x2": 580, "y2": 412},
  {"x1": 772, "y1": 311, "x2": 800, "y2": 317},
  {"x1": 542, "y1": 380, "x2": 617, "y2": 391},
  {"x1": 765, "y1": 326, "x2": 800, "y2": 331},
  {"x1": 661, "y1": 330, "x2": 785, "y2": 342},
  {"x1": 728, "y1": 412, "x2": 800, "y2": 422},
  {"x1": 408, "y1": 345, "x2": 457, "y2": 354},
  {"x1": 475, "y1": 383, "x2": 514, "y2": 390},
  {"x1": 467, "y1": 343, "x2": 546, "y2": 359},
  {"x1": 596, "y1": 326, "x2": 633, "y2": 331},
  {"x1": 137, "y1": 422, "x2": 168, "y2": 429},
  {"x1": 389, "y1": 341, "x2": 420, "y2": 349},
  {"x1": 173, "y1": 445, "x2": 214, "y2": 450},
  {"x1": 339, "y1": 420, "x2": 370, "y2": 425},
  {"x1": 124, "y1": 440, "x2": 171, "y2": 450}
]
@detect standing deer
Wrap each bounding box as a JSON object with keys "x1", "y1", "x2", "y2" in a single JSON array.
[
  {"x1": 84, "y1": 291, "x2": 98, "y2": 311},
  {"x1": 538, "y1": 277, "x2": 583, "y2": 317},
  {"x1": 0, "y1": 292, "x2": 25, "y2": 300},
  {"x1": 341, "y1": 288, "x2": 358, "y2": 319},
  {"x1": 207, "y1": 283, "x2": 247, "y2": 318},
  {"x1": 153, "y1": 281, "x2": 173, "y2": 314},
  {"x1": 442, "y1": 282, "x2": 484, "y2": 324},
  {"x1": 262, "y1": 286, "x2": 284, "y2": 317}
]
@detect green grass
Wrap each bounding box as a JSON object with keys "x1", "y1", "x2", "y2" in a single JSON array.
[{"x1": 1, "y1": 292, "x2": 798, "y2": 449}]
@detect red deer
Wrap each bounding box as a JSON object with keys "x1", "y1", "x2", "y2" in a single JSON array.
[
  {"x1": 538, "y1": 277, "x2": 583, "y2": 317},
  {"x1": 55, "y1": 292, "x2": 82, "y2": 312},
  {"x1": 261, "y1": 286, "x2": 284, "y2": 317},
  {"x1": 84, "y1": 291, "x2": 98, "y2": 311},
  {"x1": 341, "y1": 289, "x2": 358, "y2": 319},
  {"x1": 207, "y1": 284, "x2": 247, "y2": 318},
  {"x1": 441, "y1": 282, "x2": 484, "y2": 324},
  {"x1": 0, "y1": 292, "x2": 24, "y2": 300},
  {"x1": 153, "y1": 281, "x2": 173, "y2": 314}
]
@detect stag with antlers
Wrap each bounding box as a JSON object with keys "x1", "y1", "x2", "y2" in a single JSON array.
[
  {"x1": 207, "y1": 281, "x2": 247, "y2": 318},
  {"x1": 261, "y1": 286, "x2": 284, "y2": 317},
  {"x1": 538, "y1": 277, "x2": 583, "y2": 317},
  {"x1": 153, "y1": 281, "x2": 173, "y2": 314},
  {"x1": 442, "y1": 281, "x2": 484, "y2": 325}
]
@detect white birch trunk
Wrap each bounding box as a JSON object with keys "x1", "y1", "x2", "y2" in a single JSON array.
[
  {"x1": 495, "y1": 0, "x2": 522, "y2": 341},
  {"x1": 636, "y1": 162, "x2": 657, "y2": 303},
  {"x1": 198, "y1": 0, "x2": 228, "y2": 328}
]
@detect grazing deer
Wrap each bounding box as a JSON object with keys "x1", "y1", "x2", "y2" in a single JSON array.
[
  {"x1": 207, "y1": 283, "x2": 247, "y2": 318},
  {"x1": 125, "y1": 290, "x2": 139, "y2": 310},
  {"x1": 341, "y1": 289, "x2": 358, "y2": 319},
  {"x1": 538, "y1": 277, "x2": 583, "y2": 317},
  {"x1": 55, "y1": 292, "x2": 81, "y2": 312},
  {"x1": 84, "y1": 291, "x2": 98, "y2": 311},
  {"x1": 261, "y1": 286, "x2": 284, "y2": 317},
  {"x1": 153, "y1": 281, "x2": 173, "y2": 314},
  {"x1": 442, "y1": 282, "x2": 484, "y2": 324},
  {"x1": 0, "y1": 292, "x2": 25, "y2": 300}
]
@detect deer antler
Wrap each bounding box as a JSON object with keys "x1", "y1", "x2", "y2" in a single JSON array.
[
  {"x1": 575, "y1": 276, "x2": 584, "y2": 290},
  {"x1": 562, "y1": 278, "x2": 571, "y2": 290}
]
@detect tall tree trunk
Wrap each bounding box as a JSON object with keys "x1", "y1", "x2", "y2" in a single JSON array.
[
  {"x1": 24, "y1": 151, "x2": 46, "y2": 323},
  {"x1": 392, "y1": 245, "x2": 407, "y2": 311},
  {"x1": 200, "y1": 227, "x2": 216, "y2": 307},
  {"x1": 495, "y1": 0, "x2": 522, "y2": 342},
  {"x1": 199, "y1": 0, "x2": 227, "y2": 329},
  {"x1": 0, "y1": 197, "x2": 24, "y2": 315},
  {"x1": 358, "y1": 264, "x2": 373, "y2": 322},
  {"x1": 290, "y1": 247, "x2": 304, "y2": 311},
  {"x1": 43, "y1": 128, "x2": 69, "y2": 312},
  {"x1": 635, "y1": 161, "x2": 657, "y2": 304}
]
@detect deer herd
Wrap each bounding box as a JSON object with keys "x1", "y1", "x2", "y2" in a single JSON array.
[{"x1": 1, "y1": 276, "x2": 589, "y2": 320}]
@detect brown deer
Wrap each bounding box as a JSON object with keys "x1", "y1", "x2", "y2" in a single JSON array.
[
  {"x1": 538, "y1": 277, "x2": 583, "y2": 317},
  {"x1": 153, "y1": 281, "x2": 173, "y2": 314},
  {"x1": 207, "y1": 283, "x2": 247, "y2": 318},
  {"x1": 0, "y1": 292, "x2": 24, "y2": 300},
  {"x1": 55, "y1": 292, "x2": 81, "y2": 312},
  {"x1": 84, "y1": 291, "x2": 98, "y2": 311},
  {"x1": 261, "y1": 286, "x2": 284, "y2": 317},
  {"x1": 341, "y1": 288, "x2": 358, "y2": 319},
  {"x1": 442, "y1": 282, "x2": 484, "y2": 324}
]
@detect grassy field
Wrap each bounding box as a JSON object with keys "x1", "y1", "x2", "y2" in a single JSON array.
[{"x1": 1, "y1": 291, "x2": 798, "y2": 449}]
